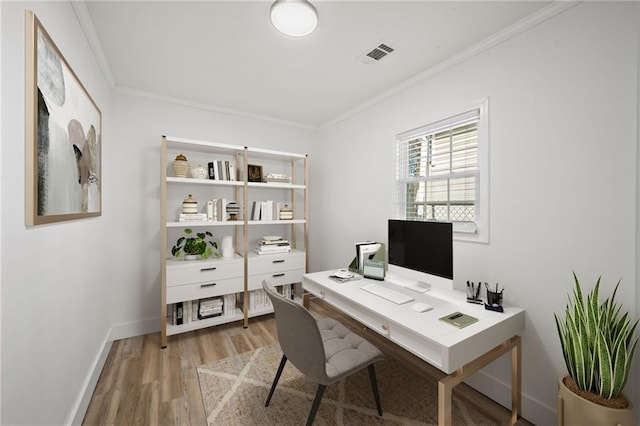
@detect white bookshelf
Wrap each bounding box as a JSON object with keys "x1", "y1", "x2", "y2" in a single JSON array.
[{"x1": 160, "y1": 135, "x2": 308, "y2": 347}]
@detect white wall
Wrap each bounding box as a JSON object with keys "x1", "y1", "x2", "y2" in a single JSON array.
[
  {"x1": 0, "y1": 3, "x2": 316, "y2": 425},
  {"x1": 313, "y1": 3, "x2": 638, "y2": 425},
  {"x1": 1, "y1": 2, "x2": 113, "y2": 424},
  {"x1": 107, "y1": 90, "x2": 316, "y2": 334}
]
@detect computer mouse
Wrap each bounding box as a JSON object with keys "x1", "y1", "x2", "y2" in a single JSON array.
[{"x1": 411, "y1": 302, "x2": 433, "y2": 313}]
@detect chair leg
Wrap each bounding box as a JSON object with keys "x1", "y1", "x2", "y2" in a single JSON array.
[
  {"x1": 265, "y1": 355, "x2": 287, "y2": 407},
  {"x1": 368, "y1": 364, "x2": 383, "y2": 416},
  {"x1": 306, "y1": 384, "x2": 326, "y2": 426}
]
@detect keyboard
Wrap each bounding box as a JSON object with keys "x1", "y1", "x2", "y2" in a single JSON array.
[{"x1": 360, "y1": 283, "x2": 415, "y2": 305}]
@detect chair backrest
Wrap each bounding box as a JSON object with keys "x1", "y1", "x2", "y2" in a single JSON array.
[{"x1": 262, "y1": 281, "x2": 327, "y2": 383}]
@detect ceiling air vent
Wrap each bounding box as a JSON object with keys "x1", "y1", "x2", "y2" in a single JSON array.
[{"x1": 359, "y1": 41, "x2": 397, "y2": 64}]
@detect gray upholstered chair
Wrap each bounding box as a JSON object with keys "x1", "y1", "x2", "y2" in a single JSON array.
[{"x1": 262, "y1": 280, "x2": 384, "y2": 425}]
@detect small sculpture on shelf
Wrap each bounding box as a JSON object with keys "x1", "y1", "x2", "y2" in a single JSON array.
[
  {"x1": 190, "y1": 164, "x2": 207, "y2": 179},
  {"x1": 226, "y1": 202, "x2": 240, "y2": 221},
  {"x1": 279, "y1": 204, "x2": 293, "y2": 220},
  {"x1": 172, "y1": 154, "x2": 189, "y2": 177}
]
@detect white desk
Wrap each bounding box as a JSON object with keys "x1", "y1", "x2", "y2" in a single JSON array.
[{"x1": 302, "y1": 271, "x2": 525, "y2": 426}]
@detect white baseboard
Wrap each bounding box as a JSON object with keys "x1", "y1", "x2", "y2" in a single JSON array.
[
  {"x1": 68, "y1": 317, "x2": 161, "y2": 425},
  {"x1": 465, "y1": 371, "x2": 556, "y2": 426},
  {"x1": 109, "y1": 317, "x2": 160, "y2": 341},
  {"x1": 68, "y1": 334, "x2": 112, "y2": 425}
]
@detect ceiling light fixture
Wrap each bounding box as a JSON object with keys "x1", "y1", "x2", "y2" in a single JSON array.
[{"x1": 270, "y1": 0, "x2": 318, "y2": 37}]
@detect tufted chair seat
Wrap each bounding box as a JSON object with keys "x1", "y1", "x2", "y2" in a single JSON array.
[{"x1": 263, "y1": 280, "x2": 384, "y2": 425}]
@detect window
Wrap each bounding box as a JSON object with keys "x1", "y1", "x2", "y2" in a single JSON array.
[{"x1": 396, "y1": 100, "x2": 488, "y2": 241}]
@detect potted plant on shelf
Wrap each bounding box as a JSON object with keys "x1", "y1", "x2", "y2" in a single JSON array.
[
  {"x1": 555, "y1": 272, "x2": 638, "y2": 425},
  {"x1": 171, "y1": 228, "x2": 219, "y2": 260}
]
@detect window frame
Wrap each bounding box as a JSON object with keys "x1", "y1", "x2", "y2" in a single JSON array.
[{"x1": 394, "y1": 99, "x2": 489, "y2": 243}]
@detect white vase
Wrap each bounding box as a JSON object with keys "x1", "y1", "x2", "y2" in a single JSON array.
[
  {"x1": 222, "y1": 236, "x2": 233, "y2": 258},
  {"x1": 172, "y1": 159, "x2": 189, "y2": 177}
]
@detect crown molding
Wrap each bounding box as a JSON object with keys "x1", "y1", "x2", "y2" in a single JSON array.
[
  {"x1": 114, "y1": 86, "x2": 317, "y2": 131},
  {"x1": 70, "y1": 1, "x2": 115, "y2": 86},
  {"x1": 320, "y1": 1, "x2": 581, "y2": 129}
]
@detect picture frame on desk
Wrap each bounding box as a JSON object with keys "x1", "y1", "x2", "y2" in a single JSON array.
[{"x1": 247, "y1": 164, "x2": 263, "y2": 182}]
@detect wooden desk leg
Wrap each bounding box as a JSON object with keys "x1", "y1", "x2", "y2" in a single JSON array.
[
  {"x1": 511, "y1": 335, "x2": 522, "y2": 425},
  {"x1": 438, "y1": 379, "x2": 453, "y2": 426},
  {"x1": 437, "y1": 336, "x2": 522, "y2": 426}
]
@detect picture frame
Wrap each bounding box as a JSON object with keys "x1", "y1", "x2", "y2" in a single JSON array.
[
  {"x1": 25, "y1": 11, "x2": 102, "y2": 225},
  {"x1": 247, "y1": 164, "x2": 263, "y2": 182}
]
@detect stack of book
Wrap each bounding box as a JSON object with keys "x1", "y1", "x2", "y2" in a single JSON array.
[
  {"x1": 264, "y1": 172, "x2": 291, "y2": 183},
  {"x1": 198, "y1": 297, "x2": 223, "y2": 319},
  {"x1": 248, "y1": 289, "x2": 272, "y2": 311},
  {"x1": 255, "y1": 236, "x2": 291, "y2": 255},
  {"x1": 207, "y1": 160, "x2": 236, "y2": 181}
]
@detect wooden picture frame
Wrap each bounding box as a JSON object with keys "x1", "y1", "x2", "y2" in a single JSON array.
[
  {"x1": 247, "y1": 164, "x2": 263, "y2": 182},
  {"x1": 25, "y1": 11, "x2": 102, "y2": 225}
]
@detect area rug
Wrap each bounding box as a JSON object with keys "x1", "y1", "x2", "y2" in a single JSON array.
[{"x1": 197, "y1": 344, "x2": 498, "y2": 425}]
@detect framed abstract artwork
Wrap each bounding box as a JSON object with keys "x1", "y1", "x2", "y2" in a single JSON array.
[{"x1": 25, "y1": 11, "x2": 102, "y2": 225}]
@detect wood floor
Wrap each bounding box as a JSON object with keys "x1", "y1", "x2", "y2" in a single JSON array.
[{"x1": 83, "y1": 298, "x2": 533, "y2": 425}]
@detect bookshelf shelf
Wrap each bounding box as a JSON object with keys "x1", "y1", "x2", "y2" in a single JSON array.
[
  {"x1": 166, "y1": 221, "x2": 244, "y2": 228},
  {"x1": 160, "y1": 136, "x2": 308, "y2": 347}
]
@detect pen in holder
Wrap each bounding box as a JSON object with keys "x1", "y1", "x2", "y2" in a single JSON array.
[
  {"x1": 484, "y1": 283, "x2": 504, "y2": 312},
  {"x1": 466, "y1": 281, "x2": 483, "y2": 304}
]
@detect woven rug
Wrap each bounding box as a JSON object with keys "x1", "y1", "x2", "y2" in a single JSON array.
[{"x1": 197, "y1": 344, "x2": 498, "y2": 425}]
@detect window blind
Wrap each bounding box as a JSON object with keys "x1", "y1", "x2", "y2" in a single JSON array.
[{"x1": 396, "y1": 109, "x2": 480, "y2": 228}]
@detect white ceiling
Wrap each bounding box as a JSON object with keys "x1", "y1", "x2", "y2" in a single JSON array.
[{"x1": 83, "y1": 1, "x2": 552, "y2": 127}]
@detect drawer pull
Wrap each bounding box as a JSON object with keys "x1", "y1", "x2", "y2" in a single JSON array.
[
  {"x1": 272, "y1": 259, "x2": 285, "y2": 264},
  {"x1": 200, "y1": 267, "x2": 217, "y2": 272},
  {"x1": 272, "y1": 273, "x2": 285, "y2": 278},
  {"x1": 200, "y1": 283, "x2": 217, "y2": 288}
]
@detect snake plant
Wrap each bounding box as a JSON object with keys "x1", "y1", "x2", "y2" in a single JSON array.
[{"x1": 555, "y1": 273, "x2": 638, "y2": 400}]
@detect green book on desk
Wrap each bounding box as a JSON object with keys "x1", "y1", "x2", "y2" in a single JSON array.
[{"x1": 439, "y1": 312, "x2": 478, "y2": 328}]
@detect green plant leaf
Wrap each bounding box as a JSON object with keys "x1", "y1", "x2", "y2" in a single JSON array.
[{"x1": 556, "y1": 273, "x2": 638, "y2": 399}]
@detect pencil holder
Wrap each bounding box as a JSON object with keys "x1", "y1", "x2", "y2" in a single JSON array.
[{"x1": 485, "y1": 289, "x2": 504, "y2": 312}]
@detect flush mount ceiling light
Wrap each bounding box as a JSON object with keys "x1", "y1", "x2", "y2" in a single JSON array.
[{"x1": 270, "y1": 0, "x2": 318, "y2": 37}]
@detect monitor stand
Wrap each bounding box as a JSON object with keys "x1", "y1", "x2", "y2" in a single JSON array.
[{"x1": 385, "y1": 273, "x2": 431, "y2": 293}]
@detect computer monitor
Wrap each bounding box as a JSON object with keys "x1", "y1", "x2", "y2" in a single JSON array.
[{"x1": 387, "y1": 219, "x2": 453, "y2": 290}]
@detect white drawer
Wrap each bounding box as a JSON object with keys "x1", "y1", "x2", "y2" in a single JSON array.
[
  {"x1": 247, "y1": 269, "x2": 304, "y2": 291},
  {"x1": 248, "y1": 251, "x2": 305, "y2": 275},
  {"x1": 166, "y1": 277, "x2": 243, "y2": 303},
  {"x1": 167, "y1": 258, "x2": 243, "y2": 287}
]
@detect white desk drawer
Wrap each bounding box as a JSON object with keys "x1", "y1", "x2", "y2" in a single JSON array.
[
  {"x1": 167, "y1": 259, "x2": 243, "y2": 287},
  {"x1": 167, "y1": 277, "x2": 243, "y2": 303},
  {"x1": 249, "y1": 252, "x2": 305, "y2": 275},
  {"x1": 248, "y1": 269, "x2": 304, "y2": 291}
]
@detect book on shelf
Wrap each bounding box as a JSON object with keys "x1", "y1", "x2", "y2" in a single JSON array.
[
  {"x1": 223, "y1": 294, "x2": 236, "y2": 317},
  {"x1": 218, "y1": 198, "x2": 227, "y2": 222},
  {"x1": 198, "y1": 296, "x2": 224, "y2": 319},
  {"x1": 264, "y1": 173, "x2": 291, "y2": 183},
  {"x1": 179, "y1": 213, "x2": 208, "y2": 222},
  {"x1": 176, "y1": 302, "x2": 184, "y2": 325},
  {"x1": 207, "y1": 160, "x2": 236, "y2": 181},
  {"x1": 256, "y1": 237, "x2": 291, "y2": 254},
  {"x1": 251, "y1": 200, "x2": 289, "y2": 221}
]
